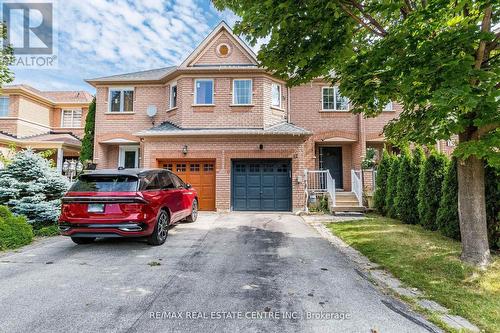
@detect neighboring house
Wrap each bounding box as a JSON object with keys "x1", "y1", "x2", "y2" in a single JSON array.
[
  {"x1": 85, "y1": 22, "x2": 417, "y2": 212},
  {"x1": 0, "y1": 84, "x2": 93, "y2": 171}
]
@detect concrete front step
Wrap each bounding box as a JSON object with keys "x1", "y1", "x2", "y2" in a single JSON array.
[
  {"x1": 331, "y1": 206, "x2": 366, "y2": 213},
  {"x1": 335, "y1": 197, "x2": 359, "y2": 202},
  {"x1": 335, "y1": 203, "x2": 362, "y2": 208}
]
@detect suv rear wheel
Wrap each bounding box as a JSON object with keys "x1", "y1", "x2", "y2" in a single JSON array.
[
  {"x1": 185, "y1": 199, "x2": 198, "y2": 223},
  {"x1": 71, "y1": 237, "x2": 96, "y2": 244},
  {"x1": 147, "y1": 210, "x2": 169, "y2": 246}
]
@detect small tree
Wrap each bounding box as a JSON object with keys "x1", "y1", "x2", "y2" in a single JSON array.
[
  {"x1": 373, "y1": 149, "x2": 391, "y2": 215},
  {"x1": 437, "y1": 158, "x2": 460, "y2": 240},
  {"x1": 394, "y1": 147, "x2": 418, "y2": 224},
  {"x1": 413, "y1": 146, "x2": 426, "y2": 178},
  {"x1": 80, "y1": 97, "x2": 96, "y2": 163},
  {"x1": 385, "y1": 154, "x2": 400, "y2": 218},
  {"x1": 0, "y1": 23, "x2": 15, "y2": 88},
  {"x1": 417, "y1": 151, "x2": 448, "y2": 230},
  {"x1": 0, "y1": 150, "x2": 69, "y2": 226}
]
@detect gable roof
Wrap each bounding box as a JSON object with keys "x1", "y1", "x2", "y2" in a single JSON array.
[
  {"x1": 86, "y1": 66, "x2": 177, "y2": 84},
  {"x1": 180, "y1": 21, "x2": 258, "y2": 68},
  {"x1": 86, "y1": 21, "x2": 264, "y2": 86}
]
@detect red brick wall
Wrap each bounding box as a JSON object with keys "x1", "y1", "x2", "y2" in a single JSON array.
[
  {"x1": 289, "y1": 80, "x2": 404, "y2": 189},
  {"x1": 142, "y1": 135, "x2": 307, "y2": 212},
  {"x1": 177, "y1": 76, "x2": 264, "y2": 128}
]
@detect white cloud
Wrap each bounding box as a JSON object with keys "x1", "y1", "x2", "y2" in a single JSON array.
[{"x1": 11, "y1": 1, "x2": 261, "y2": 92}]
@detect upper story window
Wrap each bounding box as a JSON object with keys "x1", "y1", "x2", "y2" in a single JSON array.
[
  {"x1": 170, "y1": 83, "x2": 177, "y2": 109},
  {"x1": 0, "y1": 97, "x2": 10, "y2": 117},
  {"x1": 194, "y1": 79, "x2": 214, "y2": 105},
  {"x1": 383, "y1": 101, "x2": 393, "y2": 111},
  {"x1": 322, "y1": 87, "x2": 349, "y2": 111},
  {"x1": 271, "y1": 83, "x2": 281, "y2": 108},
  {"x1": 61, "y1": 109, "x2": 82, "y2": 128},
  {"x1": 109, "y1": 88, "x2": 134, "y2": 113},
  {"x1": 233, "y1": 79, "x2": 252, "y2": 105}
]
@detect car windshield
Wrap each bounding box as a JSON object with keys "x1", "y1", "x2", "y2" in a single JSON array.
[{"x1": 70, "y1": 175, "x2": 138, "y2": 192}]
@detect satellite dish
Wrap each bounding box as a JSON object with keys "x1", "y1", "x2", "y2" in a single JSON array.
[{"x1": 147, "y1": 105, "x2": 157, "y2": 118}]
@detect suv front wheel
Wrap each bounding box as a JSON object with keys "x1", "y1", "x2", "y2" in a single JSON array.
[
  {"x1": 185, "y1": 199, "x2": 198, "y2": 223},
  {"x1": 147, "y1": 210, "x2": 169, "y2": 246}
]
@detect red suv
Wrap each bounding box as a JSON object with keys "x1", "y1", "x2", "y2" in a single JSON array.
[{"x1": 59, "y1": 168, "x2": 198, "y2": 245}]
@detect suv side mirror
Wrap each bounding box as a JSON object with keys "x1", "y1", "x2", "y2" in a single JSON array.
[{"x1": 185, "y1": 184, "x2": 192, "y2": 189}]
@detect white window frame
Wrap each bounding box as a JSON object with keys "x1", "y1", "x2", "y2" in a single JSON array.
[
  {"x1": 232, "y1": 79, "x2": 253, "y2": 105},
  {"x1": 60, "y1": 109, "x2": 83, "y2": 128},
  {"x1": 322, "y1": 87, "x2": 349, "y2": 111},
  {"x1": 118, "y1": 145, "x2": 139, "y2": 169},
  {"x1": 383, "y1": 101, "x2": 393, "y2": 111},
  {"x1": 0, "y1": 96, "x2": 10, "y2": 117},
  {"x1": 194, "y1": 79, "x2": 214, "y2": 105},
  {"x1": 271, "y1": 83, "x2": 282, "y2": 108},
  {"x1": 108, "y1": 87, "x2": 134, "y2": 113},
  {"x1": 169, "y1": 82, "x2": 177, "y2": 109}
]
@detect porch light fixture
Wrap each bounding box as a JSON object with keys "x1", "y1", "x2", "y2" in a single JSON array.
[
  {"x1": 182, "y1": 145, "x2": 188, "y2": 155},
  {"x1": 259, "y1": 144, "x2": 264, "y2": 150},
  {"x1": 62, "y1": 159, "x2": 84, "y2": 182}
]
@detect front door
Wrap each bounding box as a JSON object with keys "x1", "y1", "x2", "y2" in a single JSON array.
[{"x1": 320, "y1": 147, "x2": 343, "y2": 189}]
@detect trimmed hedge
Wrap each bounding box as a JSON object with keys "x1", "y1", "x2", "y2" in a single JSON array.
[
  {"x1": 417, "y1": 151, "x2": 448, "y2": 230},
  {"x1": 374, "y1": 144, "x2": 498, "y2": 249},
  {"x1": 385, "y1": 155, "x2": 400, "y2": 218},
  {"x1": 436, "y1": 158, "x2": 460, "y2": 239},
  {"x1": 0, "y1": 205, "x2": 33, "y2": 250},
  {"x1": 373, "y1": 149, "x2": 391, "y2": 215},
  {"x1": 394, "y1": 147, "x2": 421, "y2": 224}
]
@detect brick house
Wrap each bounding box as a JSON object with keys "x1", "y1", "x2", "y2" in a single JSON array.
[
  {"x1": 86, "y1": 21, "x2": 407, "y2": 212},
  {"x1": 0, "y1": 84, "x2": 93, "y2": 170}
]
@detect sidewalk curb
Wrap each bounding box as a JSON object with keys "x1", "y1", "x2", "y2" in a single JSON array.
[{"x1": 308, "y1": 221, "x2": 480, "y2": 333}]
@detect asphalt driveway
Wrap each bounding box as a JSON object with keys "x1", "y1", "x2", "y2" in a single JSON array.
[{"x1": 0, "y1": 213, "x2": 440, "y2": 333}]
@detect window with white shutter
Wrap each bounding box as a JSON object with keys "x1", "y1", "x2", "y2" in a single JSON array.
[{"x1": 61, "y1": 109, "x2": 83, "y2": 128}]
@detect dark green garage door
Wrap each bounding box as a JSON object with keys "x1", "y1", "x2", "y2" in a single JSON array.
[{"x1": 232, "y1": 160, "x2": 292, "y2": 211}]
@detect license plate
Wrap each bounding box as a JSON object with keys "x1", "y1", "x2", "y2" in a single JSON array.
[{"x1": 88, "y1": 203, "x2": 105, "y2": 213}]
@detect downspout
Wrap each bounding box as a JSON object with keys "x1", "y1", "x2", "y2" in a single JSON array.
[{"x1": 287, "y1": 86, "x2": 291, "y2": 123}]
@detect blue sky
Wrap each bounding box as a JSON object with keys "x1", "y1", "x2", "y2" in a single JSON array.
[{"x1": 11, "y1": 0, "x2": 247, "y2": 93}]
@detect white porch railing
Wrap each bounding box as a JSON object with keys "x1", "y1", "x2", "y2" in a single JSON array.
[
  {"x1": 351, "y1": 170, "x2": 363, "y2": 206},
  {"x1": 304, "y1": 169, "x2": 336, "y2": 209}
]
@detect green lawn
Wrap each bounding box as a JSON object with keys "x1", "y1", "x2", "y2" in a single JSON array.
[{"x1": 327, "y1": 216, "x2": 500, "y2": 333}]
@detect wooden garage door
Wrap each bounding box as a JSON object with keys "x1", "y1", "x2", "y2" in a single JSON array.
[{"x1": 160, "y1": 161, "x2": 216, "y2": 211}]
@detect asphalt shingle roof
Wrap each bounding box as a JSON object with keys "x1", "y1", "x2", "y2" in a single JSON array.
[
  {"x1": 87, "y1": 66, "x2": 177, "y2": 82},
  {"x1": 3, "y1": 84, "x2": 93, "y2": 104},
  {"x1": 136, "y1": 121, "x2": 311, "y2": 137},
  {"x1": 22, "y1": 132, "x2": 82, "y2": 145}
]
